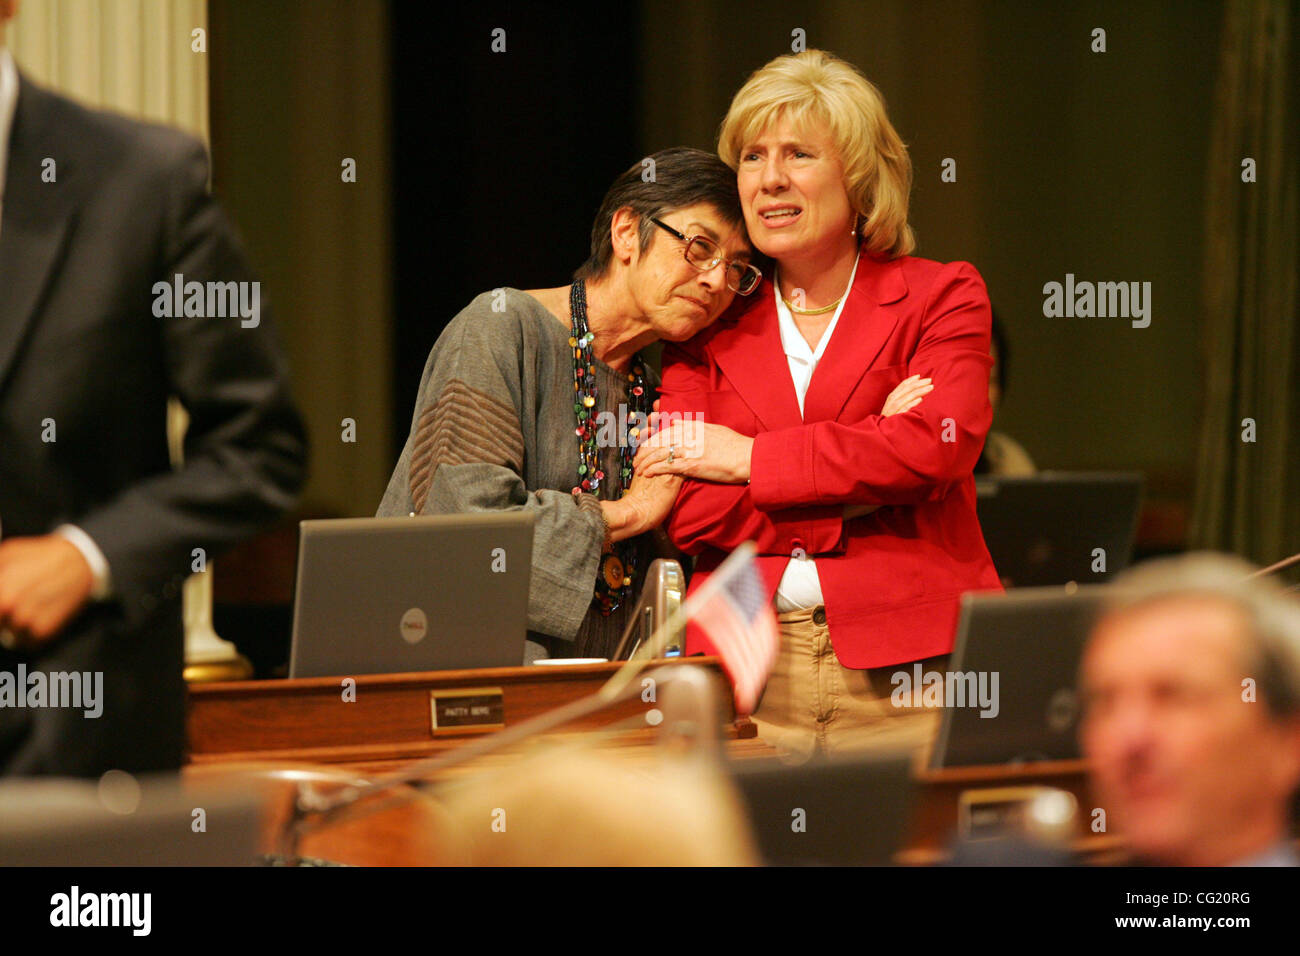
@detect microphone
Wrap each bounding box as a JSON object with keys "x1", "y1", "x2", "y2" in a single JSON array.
[{"x1": 613, "y1": 558, "x2": 686, "y2": 660}]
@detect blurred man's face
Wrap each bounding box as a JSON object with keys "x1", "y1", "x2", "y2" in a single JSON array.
[{"x1": 1080, "y1": 597, "x2": 1300, "y2": 865}]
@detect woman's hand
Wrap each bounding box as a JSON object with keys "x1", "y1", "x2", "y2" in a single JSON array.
[
  {"x1": 600, "y1": 470, "x2": 683, "y2": 544},
  {"x1": 634, "y1": 416, "x2": 754, "y2": 483},
  {"x1": 880, "y1": 375, "x2": 932, "y2": 416}
]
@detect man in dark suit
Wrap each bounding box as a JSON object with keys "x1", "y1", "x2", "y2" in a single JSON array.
[{"x1": 0, "y1": 7, "x2": 307, "y2": 776}]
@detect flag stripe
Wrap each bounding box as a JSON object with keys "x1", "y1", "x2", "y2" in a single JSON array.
[{"x1": 686, "y1": 545, "x2": 781, "y2": 714}]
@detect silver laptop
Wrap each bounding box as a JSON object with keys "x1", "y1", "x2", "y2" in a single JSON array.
[
  {"x1": 929, "y1": 586, "x2": 1106, "y2": 768},
  {"x1": 289, "y1": 513, "x2": 534, "y2": 678}
]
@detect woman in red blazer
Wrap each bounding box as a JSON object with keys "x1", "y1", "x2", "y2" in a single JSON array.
[{"x1": 636, "y1": 50, "x2": 1003, "y2": 757}]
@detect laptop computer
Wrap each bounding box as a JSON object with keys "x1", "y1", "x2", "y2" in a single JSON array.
[
  {"x1": 729, "y1": 749, "x2": 915, "y2": 865},
  {"x1": 975, "y1": 471, "x2": 1144, "y2": 587},
  {"x1": 929, "y1": 586, "x2": 1106, "y2": 769},
  {"x1": 289, "y1": 513, "x2": 534, "y2": 678}
]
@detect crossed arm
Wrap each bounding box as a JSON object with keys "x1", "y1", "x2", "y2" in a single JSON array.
[
  {"x1": 635, "y1": 262, "x2": 994, "y2": 556},
  {"x1": 635, "y1": 369, "x2": 935, "y2": 556}
]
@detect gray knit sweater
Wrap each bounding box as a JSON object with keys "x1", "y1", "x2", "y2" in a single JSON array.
[{"x1": 377, "y1": 288, "x2": 663, "y2": 660}]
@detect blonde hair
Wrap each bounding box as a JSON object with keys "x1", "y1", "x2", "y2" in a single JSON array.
[
  {"x1": 428, "y1": 745, "x2": 759, "y2": 866},
  {"x1": 717, "y1": 50, "x2": 915, "y2": 259}
]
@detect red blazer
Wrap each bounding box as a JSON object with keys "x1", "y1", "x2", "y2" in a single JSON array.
[{"x1": 660, "y1": 252, "x2": 1004, "y2": 669}]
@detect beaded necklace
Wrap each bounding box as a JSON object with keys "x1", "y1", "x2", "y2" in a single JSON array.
[{"x1": 568, "y1": 280, "x2": 650, "y2": 615}]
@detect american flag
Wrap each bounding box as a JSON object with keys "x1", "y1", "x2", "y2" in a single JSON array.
[{"x1": 683, "y1": 542, "x2": 780, "y2": 715}]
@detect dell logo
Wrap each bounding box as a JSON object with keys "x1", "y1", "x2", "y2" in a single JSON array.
[
  {"x1": 1046, "y1": 687, "x2": 1078, "y2": 732},
  {"x1": 400, "y1": 607, "x2": 428, "y2": 644}
]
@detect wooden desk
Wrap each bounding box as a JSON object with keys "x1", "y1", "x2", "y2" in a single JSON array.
[
  {"x1": 187, "y1": 660, "x2": 1109, "y2": 862},
  {"x1": 903, "y1": 760, "x2": 1120, "y2": 864},
  {"x1": 187, "y1": 657, "x2": 756, "y2": 772}
]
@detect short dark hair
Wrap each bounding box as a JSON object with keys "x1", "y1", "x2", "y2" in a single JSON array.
[
  {"x1": 574, "y1": 147, "x2": 746, "y2": 282},
  {"x1": 990, "y1": 307, "x2": 1009, "y2": 393}
]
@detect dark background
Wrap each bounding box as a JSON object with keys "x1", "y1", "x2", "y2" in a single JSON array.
[{"x1": 389, "y1": 1, "x2": 640, "y2": 453}]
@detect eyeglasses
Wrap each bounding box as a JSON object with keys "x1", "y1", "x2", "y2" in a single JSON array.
[{"x1": 649, "y1": 218, "x2": 762, "y2": 296}]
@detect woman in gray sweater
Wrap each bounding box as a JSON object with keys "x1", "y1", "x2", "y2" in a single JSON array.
[{"x1": 378, "y1": 148, "x2": 758, "y2": 660}]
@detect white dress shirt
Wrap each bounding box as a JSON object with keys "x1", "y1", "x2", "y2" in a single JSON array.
[
  {"x1": 771, "y1": 251, "x2": 861, "y2": 612},
  {"x1": 0, "y1": 46, "x2": 17, "y2": 229},
  {"x1": 0, "y1": 48, "x2": 112, "y2": 599}
]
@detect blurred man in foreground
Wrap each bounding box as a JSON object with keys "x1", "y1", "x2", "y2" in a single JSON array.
[{"x1": 1080, "y1": 552, "x2": 1300, "y2": 866}]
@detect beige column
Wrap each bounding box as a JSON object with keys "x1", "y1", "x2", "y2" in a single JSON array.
[{"x1": 9, "y1": 0, "x2": 208, "y2": 140}]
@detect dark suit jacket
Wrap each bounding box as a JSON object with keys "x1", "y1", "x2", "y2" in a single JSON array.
[
  {"x1": 660, "y1": 252, "x2": 1003, "y2": 669},
  {"x1": 0, "y1": 72, "x2": 307, "y2": 775}
]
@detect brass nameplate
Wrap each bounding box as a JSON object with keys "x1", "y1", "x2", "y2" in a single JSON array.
[
  {"x1": 958, "y1": 786, "x2": 1056, "y2": 841},
  {"x1": 429, "y1": 687, "x2": 505, "y2": 735}
]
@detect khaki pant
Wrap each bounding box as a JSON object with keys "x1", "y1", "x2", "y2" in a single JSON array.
[{"x1": 751, "y1": 606, "x2": 949, "y2": 766}]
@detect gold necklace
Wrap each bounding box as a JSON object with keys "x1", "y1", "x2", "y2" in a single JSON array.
[
  {"x1": 778, "y1": 268, "x2": 850, "y2": 315},
  {"x1": 782, "y1": 294, "x2": 842, "y2": 316}
]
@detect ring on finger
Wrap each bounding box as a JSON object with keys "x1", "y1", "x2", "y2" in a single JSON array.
[{"x1": 668, "y1": 444, "x2": 676, "y2": 465}]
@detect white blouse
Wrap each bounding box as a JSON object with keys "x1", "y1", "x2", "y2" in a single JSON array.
[{"x1": 771, "y1": 251, "x2": 862, "y2": 612}]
